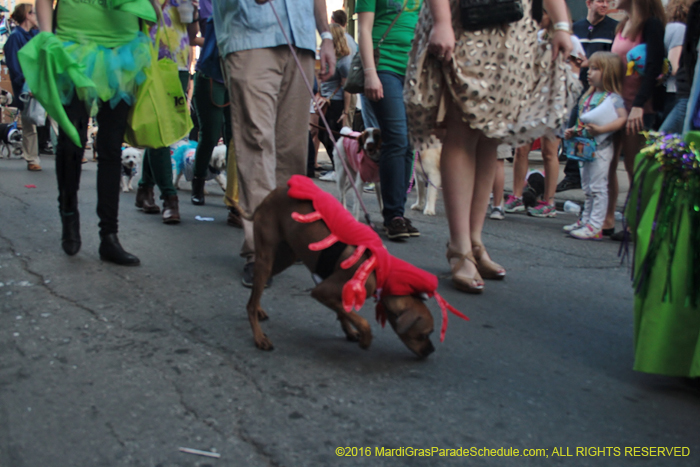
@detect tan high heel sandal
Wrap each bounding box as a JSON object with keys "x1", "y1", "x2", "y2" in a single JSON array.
[
  {"x1": 471, "y1": 242, "x2": 506, "y2": 280},
  {"x1": 446, "y1": 243, "x2": 484, "y2": 294}
]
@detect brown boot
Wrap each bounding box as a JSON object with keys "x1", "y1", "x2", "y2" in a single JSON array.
[
  {"x1": 162, "y1": 195, "x2": 181, "y2": 224},
  {"x1": 135, "y1": 186, "x2": 161, "y2": 214}
]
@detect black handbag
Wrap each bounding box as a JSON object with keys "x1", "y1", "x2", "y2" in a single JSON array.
[
  {"x1": 460, "y1": 0, "x2": 524, "y2": 31},
  {"x1": 344, "y1": 9, "x2": 404, "y2": 94}
]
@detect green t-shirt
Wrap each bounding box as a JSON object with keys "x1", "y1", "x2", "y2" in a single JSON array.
[
  {"x1": 56, "y1": 0, "x2": 146, "y2": 48},
  {"x1": 356, "y1": 0, "x2": 422, "y2": 76}
]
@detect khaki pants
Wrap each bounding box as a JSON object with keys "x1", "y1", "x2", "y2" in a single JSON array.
[
  {"x1": 20, "y1": 110, "x2": 39, "y2": 166},
  {"x1": 223, "y1": 46, "x2": 314, "y2": 260}
]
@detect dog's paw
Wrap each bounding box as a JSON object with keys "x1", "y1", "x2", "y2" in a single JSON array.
[
  {"x1": 254, "y1": 334, "x2": 274, "y2": 351},
  {"x1": 423, "y1": 206, "x2": 436, "y2": 216},
  {"x1": 410, "y1": 201, "x2": 425, "y2": 211}
]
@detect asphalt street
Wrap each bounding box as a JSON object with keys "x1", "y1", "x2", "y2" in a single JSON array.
[{"x1": 1, "y1": 152, "x2": 698, "y2": 467}]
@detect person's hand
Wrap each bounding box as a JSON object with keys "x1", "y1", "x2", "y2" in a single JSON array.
[
  {"x1": 564, "y1": 128, "x2": 575, "y2": 139},
  {"x1": 427, "y1": 23, "x2": 455, "y2": 63},
  {"x1": 318, "y1": 39, "x2": 336, "y2": 82},
  {"x1": 626, "y1": 107, "x2": 644, "y2": 135},
  {"x1": 364, "y1": 70, "x2": 383, "y2": 101},
  {"x1": 551, "y1": 30, "x2": 572, "y2": 61},
  {"x1": 585, "y1": 123, "x2": 602, "y2": 136}
]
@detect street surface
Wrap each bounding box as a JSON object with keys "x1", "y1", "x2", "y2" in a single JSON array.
[{"x1": 1, "y1": 152, "x2": 698, "y2": 467}]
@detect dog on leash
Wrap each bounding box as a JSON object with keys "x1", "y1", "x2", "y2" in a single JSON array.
[
  {"x1": 120, "y1": 146, "x2": 143, "y2": 192},
  {"x1": 238, "y1": 175, "x2": 468, "y2": 358},
  {"x1": 172, "y1": 141, "x2": 227, "y2": 192},
  {"x1": 411, "y1": 136, "x2": 442, "y2": 216},
  {"x1": 0, "y1": 122, "x2": 22, "y2": 158},
  {"x1": 334, "y1": 126, "x2": 383, "y2": 219}
]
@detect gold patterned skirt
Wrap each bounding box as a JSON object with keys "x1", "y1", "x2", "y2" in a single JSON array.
[{"x1": 404, "y1": 0, "x2": 581, "y2": 148}]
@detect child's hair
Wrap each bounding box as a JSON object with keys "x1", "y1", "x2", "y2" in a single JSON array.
[{"x1": 582, "y1": 52, "x2": 624, "y2": 98}]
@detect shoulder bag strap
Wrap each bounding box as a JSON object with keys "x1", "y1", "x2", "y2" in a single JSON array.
[{"x1": 377, "y1": 7, "x2": 405, "y2": 50}]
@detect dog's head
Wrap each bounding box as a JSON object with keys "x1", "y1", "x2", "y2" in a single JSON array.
[
  {"x1": 121, "y1": 147, "x2": 142, "y2": 169},
  {"x1": 359, "y1": 127, "x2": 382, "y2": 163},
  {"x1": 210, "y1": 145, "x2": 227, "y2": 172},
  {"x1": 381, "y1": 294, "x2": 435, "y2": 358}
]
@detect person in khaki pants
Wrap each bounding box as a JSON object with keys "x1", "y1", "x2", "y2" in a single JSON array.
[
  {"x1": 213, "y1": 0, "x2": 335, "y2": 287},
  {"x1": 3, "y1": 3, "x2": 40, "y2": 171}
]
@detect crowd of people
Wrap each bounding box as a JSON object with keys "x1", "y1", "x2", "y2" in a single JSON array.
[{"x1": 3, "y1": 0, "x2": 700, "y2": 378}]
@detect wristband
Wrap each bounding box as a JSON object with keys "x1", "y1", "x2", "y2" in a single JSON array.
[
  {"x1": 363, "y1": 67, "x2": 376, "y2": 73},
  {"x1": 553, "y1": 22, "x2": 570, "y2": 32},
  {"x1": 320, "y1": 31, "x2": 332, "y2": 41}
]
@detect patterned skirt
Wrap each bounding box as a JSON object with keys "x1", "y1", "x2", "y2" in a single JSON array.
[{"x1": 404, "y1": 0, "x2": 581, "y2": 147}]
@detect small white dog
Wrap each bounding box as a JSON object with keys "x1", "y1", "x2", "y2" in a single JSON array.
[
  {"x1": 334, "y1": 126, "x2": 382, "y2": 219},
  {"x1": 208, "y1": 144, "x2": 228, "y2": 192},
  {"x1": 411, "y1": 136, "x2": 442, "y2": 216},
  {"x1": 120, "y1": 146, "x2": 143, "y2": 192}
]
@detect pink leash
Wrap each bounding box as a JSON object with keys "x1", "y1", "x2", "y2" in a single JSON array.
[{"x1": 267, "y1": 1, "x2": 375, "y2": 228}]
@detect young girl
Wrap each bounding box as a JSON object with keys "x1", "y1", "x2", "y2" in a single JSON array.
[{"x1": 563, "y1": 52, "x2": 628, "y2": 239}]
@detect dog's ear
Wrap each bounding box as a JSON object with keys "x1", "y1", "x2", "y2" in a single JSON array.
[
  {"x1": 373, "y1": 129, "x2": 382, "y2": 149},
  {"x1": 357, "y1": 130, "x2": 368, "y2": 149}
]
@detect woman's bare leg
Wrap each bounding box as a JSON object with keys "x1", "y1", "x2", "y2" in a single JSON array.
[
  {"x1": 492, "y1": 159, "x2": 505, "y2": 207},
  {"x1": 441, "y1": 103, "x2": 480, "y2": 279},
  {"x1": 541, "y1": 136, "x2": 560, "y2": 206},
  {"x1": 512, "y1": 144, "x2": 530, "y2": 198}
]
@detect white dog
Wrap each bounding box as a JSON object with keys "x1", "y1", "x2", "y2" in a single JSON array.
[
  {"x1": 208, "y1": 144, "x2": 228, "y2": 192},
  {"x1": 334, "y1": 126, "x2": 382, "y2": 219},
  {"x1": 411, "y1": 136, "x2": 442, "y2": 216},
  {"x1": 120, "y1": 146, "x2": 143, "y2": 192}
]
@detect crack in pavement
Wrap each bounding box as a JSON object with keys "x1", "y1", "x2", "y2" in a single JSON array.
[{"x1": 0, "y1": 232, "x2": 101, "y2": 320}]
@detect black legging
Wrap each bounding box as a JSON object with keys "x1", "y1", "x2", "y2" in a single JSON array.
[
  {"x1": 56, "y1": 96, "x2": 130, "y2": 235},
  {"x1": 318, "y1": 99, "x2": 344, "y2": 169}
]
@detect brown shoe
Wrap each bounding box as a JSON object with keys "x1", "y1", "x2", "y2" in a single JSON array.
[
  {"x1": 135, "y1": 186, "x2": 160, "y2": 214},
  {"x1": 162, "y1": 195, "x2": 181, "y2": 224},
  {"x1": 446, "y1": 243, "x2": 484, "y2": 294},
  {"x1": 27, "y1": 163, "x2": 42, "y2": 171},
  {"x1": 227, "y1": 206, "x2": 243, "y2": 228},
  {"x1": 472, "y1": 242, "x2": 506, "y2": 280}
]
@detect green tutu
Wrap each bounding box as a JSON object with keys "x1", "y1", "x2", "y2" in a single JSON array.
[
  {"x1": 18, "y1": 32, "x2": 151, "y2": 147},
  {"x1": 627, "y1": 132, "x2": 700, "y2": 378}
]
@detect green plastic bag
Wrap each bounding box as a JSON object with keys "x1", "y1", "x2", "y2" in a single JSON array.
[{"x1": 124, "y1": 26, "x2": 192, "y2": 148}]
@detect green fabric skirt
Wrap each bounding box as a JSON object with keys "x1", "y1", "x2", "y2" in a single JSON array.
[{"x1": 626, "y1": 144, "x2": 700, "y2": 378}]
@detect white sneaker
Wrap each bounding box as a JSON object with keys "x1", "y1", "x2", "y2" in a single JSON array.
[
  {"x1": 319, "y1": 170, "x2": 336, "y2": 182},
  {"x1": 489, "y1": 206, "x2": 505, "y2": 220},
  {"x1": 363, "y1": 182, "x2": 375, "y2": 193},
  {"x1": 570, "y1": 223, "x2": 603, "y2": 240},
  {"x1": 562, "y1": 219, "x2": 584, "y2": 232}
]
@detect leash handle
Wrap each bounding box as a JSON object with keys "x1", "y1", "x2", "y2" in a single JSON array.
[{"x1": 267, "y1": 1, "x2": 375, "y2": 226}]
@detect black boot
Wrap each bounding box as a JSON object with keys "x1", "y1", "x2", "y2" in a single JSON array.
[
  {"x1": 59, "y1": 191, "x2": 81, "y2": 256},
  {"x1": 191, "y1": 176, "x2": 205, "y2": 205},
  {"x1": 99, "y1": 233, "x2": 140, "y2": 266}
]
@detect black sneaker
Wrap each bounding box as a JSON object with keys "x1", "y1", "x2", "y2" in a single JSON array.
[
  {"x1": 556, "y1": 178, "x2": 582, "y2": 192},
  {"x1": 241, "y1": 262, "x2": 272, "y2": 288},
  {"x1": 385, "y1": 217, "x2": 410, "y2": 240},
  {"x1": 404, "y1": 218, "x2": 420, "y2": 237}
]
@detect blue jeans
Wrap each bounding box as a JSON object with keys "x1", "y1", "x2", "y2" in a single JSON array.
[
  {"x1": 369, "y1": 71, "x2": 413, "y2": 224},
  {"x1": 659, "y1": 97, "x2": 688, "y2": 134},
  {"x1": 360, "y1": 94, "x2": 379, "y2": 129}
]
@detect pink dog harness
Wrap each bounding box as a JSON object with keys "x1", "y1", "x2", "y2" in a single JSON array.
[{"x1": 343, "y1": 132, "x2": 380, "y2": 183}]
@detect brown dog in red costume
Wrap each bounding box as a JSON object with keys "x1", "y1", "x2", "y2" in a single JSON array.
[{"x1": 242, "y1": 175, "x2": 466, "y2": 358}]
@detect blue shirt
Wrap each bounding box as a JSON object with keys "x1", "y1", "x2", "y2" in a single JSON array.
[
  {"x1": 3, "y1": 27, "x2": 39, "y2": 110},
  {"x1": 212, "y1": 0, "x2": 317, "y2": 56}
]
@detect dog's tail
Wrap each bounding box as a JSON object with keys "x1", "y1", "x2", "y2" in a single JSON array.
[
  {"x1": 340, "y1": 126, "x2": 353, "y2": 136},
  {"x1": 224, "y1": 195, "x2": 254, "y2": 221}
]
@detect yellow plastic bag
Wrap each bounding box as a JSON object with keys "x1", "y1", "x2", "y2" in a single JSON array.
[{"x1": 124, "y1": 26, "x2": 192, "y2": 148}]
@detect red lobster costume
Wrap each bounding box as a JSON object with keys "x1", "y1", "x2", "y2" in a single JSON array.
[{"x1": 287, "y1": 175, "x2": 467, "y2": 341}]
